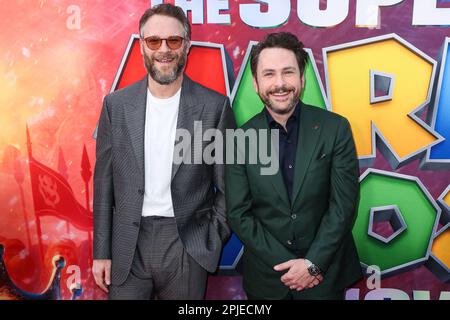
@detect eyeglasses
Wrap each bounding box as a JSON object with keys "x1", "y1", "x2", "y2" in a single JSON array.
[{"x1": 143, "y1": 36, "x2": 185, "y2": 50}]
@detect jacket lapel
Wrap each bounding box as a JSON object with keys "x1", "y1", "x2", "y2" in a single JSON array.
[
  {"x1": 124, "y1": 77, "x2": 148, "y2": 176},
  {"x1": 171, "y1": 76, "x2": 205, "y2": 181},
  {"x1": 291, "y1": 103, "x2": 322, "y2": 206},
  {"x1": 252, "y1": 112, "x2": 290, "y2": 208}
]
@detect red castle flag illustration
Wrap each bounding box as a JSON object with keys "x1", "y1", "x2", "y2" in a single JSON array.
[{"x1": 27, "y1": 126, "x2": 92, "y2": 231}]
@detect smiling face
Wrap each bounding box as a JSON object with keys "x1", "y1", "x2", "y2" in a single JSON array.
[
  {"x1": 253, "y1": 47, "x2": 305, "y2": 115},
  {"x1": 140, "y1": 14, "x2": 190, "y2": 85}
]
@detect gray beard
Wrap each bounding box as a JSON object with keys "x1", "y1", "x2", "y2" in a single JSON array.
[{"x1": 144, "y1": 52, "x2": 187, "y2": 85}]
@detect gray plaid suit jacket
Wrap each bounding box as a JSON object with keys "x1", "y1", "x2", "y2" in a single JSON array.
[{"x1": 93, "y1": 75, "x2": 236, "y2": 286}]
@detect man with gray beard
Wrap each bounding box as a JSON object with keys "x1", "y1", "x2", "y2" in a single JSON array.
[{"x1": 92, "y1": 3, "x2": 235, "y2": 299}]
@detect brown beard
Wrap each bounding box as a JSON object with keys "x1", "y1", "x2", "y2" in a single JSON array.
[{"x1": 259, "y1": 85, "x2": 299, "y2": 115}]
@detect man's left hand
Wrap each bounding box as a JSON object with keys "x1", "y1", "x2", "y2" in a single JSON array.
[{"x1": 274, "y1": 259, "x2": 323, "y2": 291}]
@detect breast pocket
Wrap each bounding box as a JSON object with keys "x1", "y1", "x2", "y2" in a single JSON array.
[{"x1": 307, "y1": 153, "x2": 332, "y2": 173}]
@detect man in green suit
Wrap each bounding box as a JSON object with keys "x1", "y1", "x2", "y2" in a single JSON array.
[{"x1": 225, "y1": 32, "x2": 362, "y2": 300}]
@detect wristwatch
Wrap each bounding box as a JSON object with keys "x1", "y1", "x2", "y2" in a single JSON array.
[{"x1": 304, "y1": 259, "x2": 322, "y2": 277}]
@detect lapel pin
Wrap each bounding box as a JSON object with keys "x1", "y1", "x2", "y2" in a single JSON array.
[{"x1": 313, "y1": 124, "x2": 320, "y2": 130}]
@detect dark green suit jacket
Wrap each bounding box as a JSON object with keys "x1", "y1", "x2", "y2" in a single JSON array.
[{"x1": 225, "y1": 102, "x2": 362, "y2": 299}]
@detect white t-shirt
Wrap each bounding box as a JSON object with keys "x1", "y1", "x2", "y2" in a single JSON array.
[{"x1": 141, "y1": 88, "x2": 181, "y2": 217}]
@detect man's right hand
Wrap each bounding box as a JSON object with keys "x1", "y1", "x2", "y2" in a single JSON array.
[{"x1": 92, "y1": 259, "x2": 111, "y2": 293}]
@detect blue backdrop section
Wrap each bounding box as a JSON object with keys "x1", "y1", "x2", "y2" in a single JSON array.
[
  {"x1": 431, "y1": 40, "x2": 450, "y2": 160},
  {"x1": 219, "y1": 233, "x2": 243, "y2": 269}
]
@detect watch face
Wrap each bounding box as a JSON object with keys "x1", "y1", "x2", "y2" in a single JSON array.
[{"x1": 308, "y1": 265, "x2": 321, "y2": 277}]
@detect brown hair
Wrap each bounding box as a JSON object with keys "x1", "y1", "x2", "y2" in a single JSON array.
[
  {"x1": 139, "y1": 3, "x2": 191, "y2": 41},
  {"x1": 250, "y1": 32, "x2": 308, "y2": 77}
]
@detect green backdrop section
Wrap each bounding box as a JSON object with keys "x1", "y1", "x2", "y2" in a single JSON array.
[{"x1": 353, "y1": 171, "x2": 438, "y2": 274}]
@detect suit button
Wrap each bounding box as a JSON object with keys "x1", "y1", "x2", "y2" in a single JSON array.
[
  {"x1": 287, "y1": 240, "x2": 293, "y2": 245},
  {"x1": 138, "y1": 189, "x2": 144, "y2": 195},
  {"x1": 133, "y1": 221, "x2": 139, "y2": 228},
  {"x1": 291, "y1": 214, "x2": 297, "y2": 220}
]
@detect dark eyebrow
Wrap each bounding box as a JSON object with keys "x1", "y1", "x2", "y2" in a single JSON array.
[{"x1": 261, "y1": 67, "x2": 297, "y2": 73}]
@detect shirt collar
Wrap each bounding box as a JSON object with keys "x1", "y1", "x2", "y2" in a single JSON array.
[{"x1": 264, "y1": 101, "x2": 301, "y2": 129}]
